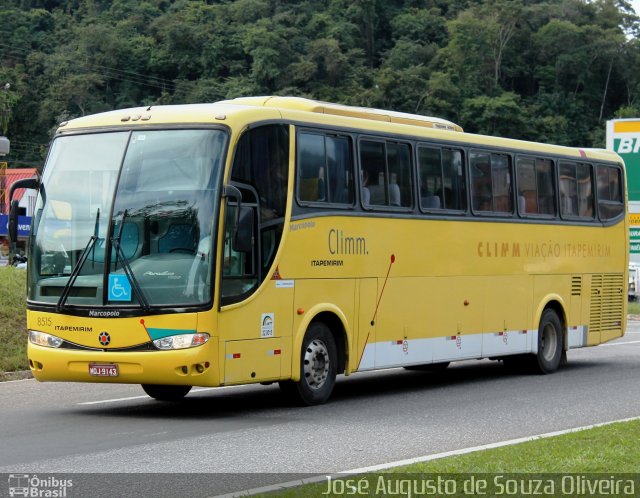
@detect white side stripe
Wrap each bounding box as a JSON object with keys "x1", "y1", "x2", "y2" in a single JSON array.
[{"x1": 358, "y1": 329, "x2": 539, "y2": 371}]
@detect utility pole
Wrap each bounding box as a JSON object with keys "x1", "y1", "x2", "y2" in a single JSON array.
[{"x1": 0, "y1": 83, "x2": 12, "y2": 264}]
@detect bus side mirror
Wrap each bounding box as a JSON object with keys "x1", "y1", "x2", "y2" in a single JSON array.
[
  {"x1": 233, "y1": 206, "x2": 254, "y2": 253},
  {"x1": 8, "y1": 200, "x2": 19, "y2": 243}
]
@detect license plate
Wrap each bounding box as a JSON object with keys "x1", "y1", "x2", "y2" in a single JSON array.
[{"x1": 89, "y1": 363, "x2": 119, "y2": 377}]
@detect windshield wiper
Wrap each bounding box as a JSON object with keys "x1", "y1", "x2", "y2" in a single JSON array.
[
  {"x1": 91, "y1": 208, "x2": 100, "y2": 269},
  {"x1": 111, "y1": 209, "x2": 150, "y2": 311},
  {"x1": 57, "y1": 209, "x2": 100, "y2": 311}
]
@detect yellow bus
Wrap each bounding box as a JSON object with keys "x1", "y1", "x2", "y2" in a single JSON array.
[{"x1": 10, "y1": 97, "x2": 627, "y2": 405}]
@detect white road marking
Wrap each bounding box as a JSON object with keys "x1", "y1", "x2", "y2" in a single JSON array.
[
  {"x1": 78, "y1": 394, "x2": 151, "y2": 405},
  {"x1": 211, "y1": 416, "x2": 640, "y2": 498}
]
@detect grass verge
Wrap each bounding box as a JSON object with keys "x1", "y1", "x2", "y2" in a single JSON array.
[
  {"x1": 0, "y1": 267, "x2": 28, "y2": 372},
  {"x1": 258, "y1": 419, "x2": 640, "y2": 497}
]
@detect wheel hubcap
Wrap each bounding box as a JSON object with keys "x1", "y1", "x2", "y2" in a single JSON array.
[
  {"x1": 541, "y1": 322, "x2": 558, "y2": 361},
  {"x1": 303, "y1": 339, "x2": 330, "y2": 390}
]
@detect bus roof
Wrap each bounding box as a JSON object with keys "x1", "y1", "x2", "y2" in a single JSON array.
[
  {"x1": 220, "y1": 96, "x2": 463, "y2": 132},
  {"x1": 57, "y1": 96, "x2": 622, "y2": 164}
]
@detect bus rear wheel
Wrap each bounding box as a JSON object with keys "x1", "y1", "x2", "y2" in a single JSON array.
[
  {"x1": 279, "y1": 321, "x2": 337, "y2": 406},
  {"x1": 531, "y1": 308, "x2": 564, "y2": 374},
  {"x1": 142, "y1": 384, "x2": 192, "y2": 401}
]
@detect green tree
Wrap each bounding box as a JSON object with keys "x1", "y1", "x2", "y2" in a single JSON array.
[
  {"x1": 0, "y1": 84, "x2": 20, "y2": 136},
  {"x1": 460, "y1": 92, "x2": 527, "y2": 137}
]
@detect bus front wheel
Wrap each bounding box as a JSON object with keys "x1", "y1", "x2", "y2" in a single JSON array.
[
  {"x1": 142, "y1": 384, "x2": 192, "y2": 401},
  {"x1": 280, "y1": 321, "x2": 337, "y2": 406},
  {"x1": 532, "y1": 308, "x2": 564, "y2": 374}
]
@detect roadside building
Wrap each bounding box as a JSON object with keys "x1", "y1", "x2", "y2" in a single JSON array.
[{"x1": 0, "y1": 167, "x2": 38, "y2": 265}]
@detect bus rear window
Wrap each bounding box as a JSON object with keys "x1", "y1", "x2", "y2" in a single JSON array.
[{"x1": 596, "y1": 165, "x2": 624, "y2": 220}]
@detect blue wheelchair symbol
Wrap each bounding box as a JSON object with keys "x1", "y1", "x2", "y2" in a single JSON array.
[{"x1": 108, "y1": 274, "x2": 132, "y2": 302}]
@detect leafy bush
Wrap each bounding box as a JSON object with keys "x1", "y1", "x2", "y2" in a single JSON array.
[{"x1": 0, "y1": 267, "x2": 28, "y2": 372}]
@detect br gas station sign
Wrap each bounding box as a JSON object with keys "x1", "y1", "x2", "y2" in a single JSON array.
[{"x1": 607, "y1": 119, "x2": 640, "y2": 259}]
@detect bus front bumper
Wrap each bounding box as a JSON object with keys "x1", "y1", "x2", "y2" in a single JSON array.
[{"x1": 27, "y1": 339, "x2": 220, "y2": 386}]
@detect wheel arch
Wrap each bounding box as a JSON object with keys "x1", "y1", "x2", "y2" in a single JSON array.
[
  {"x1": 290, "y1": 305, "x2": 349, "y2": 382},
  {"x1": 534, "y1": 296, "x2": 568, "y2": 351}
]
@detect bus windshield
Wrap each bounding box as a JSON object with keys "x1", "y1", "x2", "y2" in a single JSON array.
[{"x1": 28, "y1": 129, "x2": 226, "y2": 309}]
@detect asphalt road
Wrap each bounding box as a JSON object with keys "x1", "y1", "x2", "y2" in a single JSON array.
[{"x1": 1, "y1": 322, "x2": 640, "y2": 497}]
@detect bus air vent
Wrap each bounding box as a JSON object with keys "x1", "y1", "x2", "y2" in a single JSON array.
[
  {"x1": 589, "y1": 273, "x2": 624, "y2": 335},
  {"x1": 571, "y1": 275, "x2": 582, "y2": 296}
]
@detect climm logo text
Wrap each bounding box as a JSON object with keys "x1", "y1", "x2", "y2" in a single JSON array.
[{"x1": 328, "y1": 229, "x2": 368, "y2": 255}]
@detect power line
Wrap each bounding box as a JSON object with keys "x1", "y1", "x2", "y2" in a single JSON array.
[
  {"x1": 5, "y1": 141, "x2": 47, "y2": 152},
  {"x1": 0, "y1": 42, "x2": 184, "y2": 91},
  {"x1": 0, "y1": 42, "x2": 175, "y2": 86}
]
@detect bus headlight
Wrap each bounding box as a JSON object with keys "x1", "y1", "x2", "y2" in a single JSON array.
[
  {"x1": 29, "y1": 330, "x2": 64, "y2": 348},
  {"x1": 153, "y1": 333, "x2": 210, "y2": 350}
]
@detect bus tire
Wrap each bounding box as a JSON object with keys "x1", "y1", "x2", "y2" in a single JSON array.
[
  {"x1": 531, "y1": 308, "x2": 564, "y2": 374},
  {"x1": 142, "y1": 384, "x2": 192, "y2": 401},
  {"x1": 280, "y1": 321, "x2": 337, "y2": 406}
]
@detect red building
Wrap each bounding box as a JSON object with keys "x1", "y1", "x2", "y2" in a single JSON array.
[
  {"x1": 0, "y1": 167, "x2": 38, "y2": 263},
  {"x1": 1, "y1": 167, "x2": 38, "y2": 214}
]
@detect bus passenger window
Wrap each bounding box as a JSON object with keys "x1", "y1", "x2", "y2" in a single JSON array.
[
  {"x1": 360, "y1": 140, "x2": 386, "y2": 206},
  {"x1": 536, "y1": 159, "x2": 555, "y2": 215},
  {"x1": 418, "y1": 147, "x2": 442, "y2": 209},
  {"x1": 471, "y1": 152, "x2": 492, "y2": 212},
  {"x1": 297, "y1": 132, "x2": 354, "y2": 205},
  {"x1": 360, "y1": 139, "x2": 412, "y2": 208},
  {"x1": 471, "y1": 152, "x2": 513, "y2": 214},
  {"x1": 298, "y1": 133, "x2": 325, "y2": 202},
  {"x1": 516, "y1": 157, "x2": 555, "y2": 216},
  {"x1": 388, "y1": 142, "x2": 412, "y2": 207},
  {"x1": 326, "y1": 136, "x2": 354, "y2": 204},
  {"x1": 442, "y1": 149, "x2": 466, "y2": 210},
  {"x1": 559, "y1": 163, "x2": 577, "y2": 216},
  {"x1": 418, "y1": 146, "x2": 466, "y2": 211},
  {"x1": 559, "y1": 161, "x2": 594, "y2": 219},
  {"x1": 491, "y1": 154, "x2": 512, "y2": 213},
  {"x1": 576, "y1": 163, "x2": 593, "y2": 217}
]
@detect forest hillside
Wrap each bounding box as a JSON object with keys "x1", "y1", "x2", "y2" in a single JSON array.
[{"x1": 1, "y1": 0, "x2": 639, "y2": 167}]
